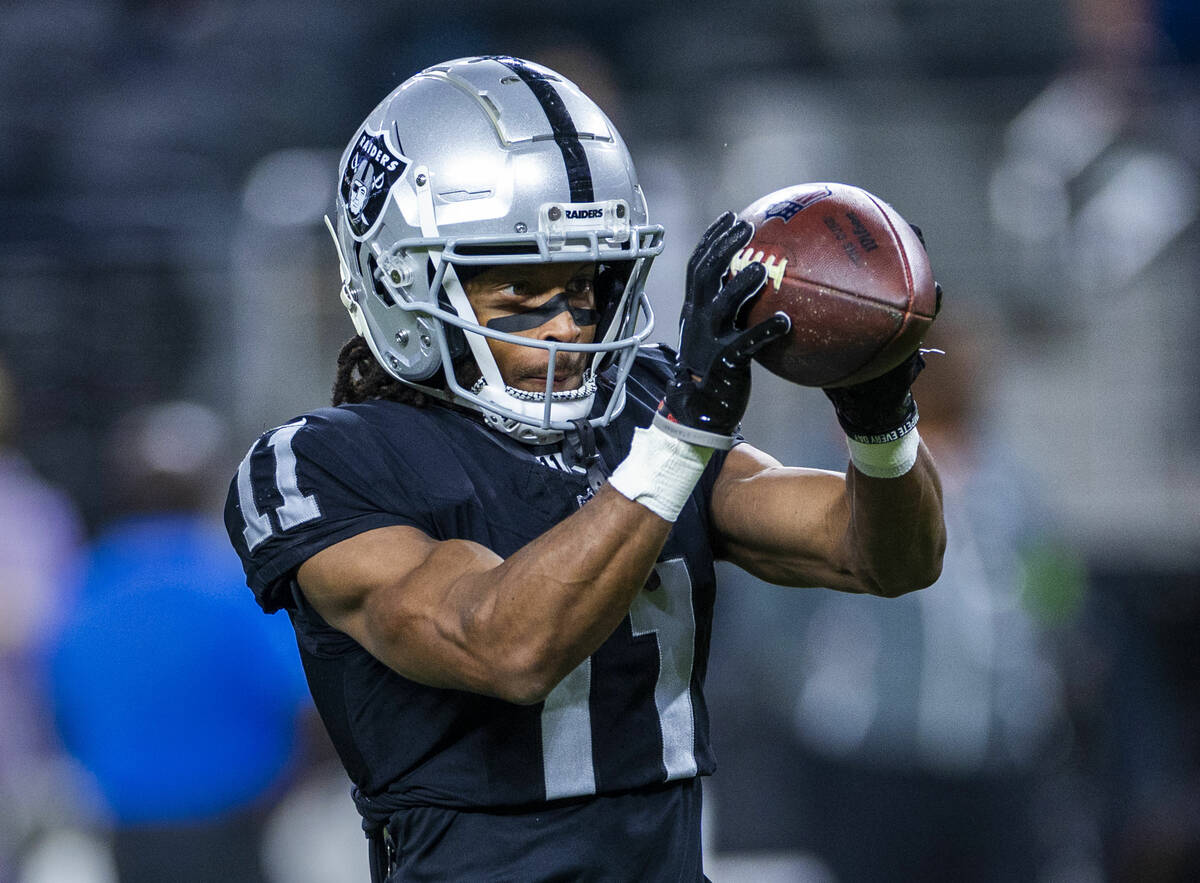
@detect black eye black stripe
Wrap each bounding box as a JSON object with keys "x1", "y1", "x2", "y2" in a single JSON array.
[
  {"x1": 485, "y1": 292, "x2": 599, "y2": 333},
  {"x1": 493, "y1": 57, "x2": 595, "y2": 203}
]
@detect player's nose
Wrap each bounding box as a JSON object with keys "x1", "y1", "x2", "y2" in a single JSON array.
[{"x1": 532, "y1": 298, "x2": 582, "y2": 343}]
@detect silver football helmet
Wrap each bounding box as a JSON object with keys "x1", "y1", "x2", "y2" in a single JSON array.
[{"x1": 328, "y1": 56, "x2": 663, "y2": 443}]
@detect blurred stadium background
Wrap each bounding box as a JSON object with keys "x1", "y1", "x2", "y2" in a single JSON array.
[{"x1": 1, "y1": 0, "x2": 1197, "y2": 880}]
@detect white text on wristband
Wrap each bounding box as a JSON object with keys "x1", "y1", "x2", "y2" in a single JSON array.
[{"x1": 845, "y1": 427, "x2": 921, "y2": 479}]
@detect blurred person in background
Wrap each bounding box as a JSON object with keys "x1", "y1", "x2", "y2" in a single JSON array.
[
  {"x1": 47, "y1": 400, "x2": 311, "y2": 883},
  {"x1": 707, "y1": 313, "x2": 1097, "y2": 881},
  {"x1": 0, "y1": 357, "x2": 86, "y2": 880}
]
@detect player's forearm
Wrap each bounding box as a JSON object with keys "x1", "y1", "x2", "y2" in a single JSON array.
[
  {"x1": 451, "y1": 420, "x2": 715, "y2": 702},
  {"x1": 841, "y1": 442, "x2": 945, "y2": 596},
  {"x1": 450, "y1": 484, "x2": 671, "y2": 703}
]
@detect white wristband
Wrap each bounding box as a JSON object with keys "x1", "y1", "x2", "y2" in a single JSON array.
[
  {"x1": 846, "y1": 427, "x2": 921, "y2": 479},
  {"x1": 608, "y1": 423, "x2": 713, "y2": 522}
]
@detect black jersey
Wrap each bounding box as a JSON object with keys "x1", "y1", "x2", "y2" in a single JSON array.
[{"x1": 225, "y1": 348, "x2": 727, "y2": 821}]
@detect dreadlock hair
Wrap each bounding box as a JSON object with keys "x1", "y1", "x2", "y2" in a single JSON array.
[
  {"x1": 331, "y1": 335, "x2": 481, "y2": 407},
  {"x1": 332, "y1": 336, "x2": 418, "y2": 406}
]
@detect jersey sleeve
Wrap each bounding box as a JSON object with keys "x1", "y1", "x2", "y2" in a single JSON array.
[{"x1": 224, "y1": 407, "x2": 438, "y2": 613}]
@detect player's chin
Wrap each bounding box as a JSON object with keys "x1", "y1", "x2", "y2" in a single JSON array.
[
  {"x1": 512, "y1": 367, "x2": 586, "y2": 394},
  {"x1": 510, "y1": 376, "x2": 584, "y2": 394},
  {"x1": 552, "y1": 376, "x2": 585, "y2": 393},
  {"x1": 512, "y1": 358, "x2": 588, "y2": 393}
]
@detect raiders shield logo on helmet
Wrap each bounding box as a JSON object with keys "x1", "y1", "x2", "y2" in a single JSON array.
[{"x1": 340, "y1": 130, "x2": 409, "y2": 237}]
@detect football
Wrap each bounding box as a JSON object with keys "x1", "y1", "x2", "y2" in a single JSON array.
[{"x1": 735, "y1": 182, "x2": 938, "y2": 388}]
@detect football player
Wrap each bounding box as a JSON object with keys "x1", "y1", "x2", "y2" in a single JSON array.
[{"x1": 226, "y1": 56, "x2": 945, "y2": 882}]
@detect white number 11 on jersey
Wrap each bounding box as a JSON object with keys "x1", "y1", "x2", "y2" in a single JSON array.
[{"x1": 235, "y1": 419, "x2": 322, "y2": 551}]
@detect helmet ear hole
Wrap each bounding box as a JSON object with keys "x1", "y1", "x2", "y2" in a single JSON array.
[
  {"x1": 429, "y1": 258, "x2": 468, "y2": 363},
  {"x1": 363, "y1": 251, "x2": 396, "y2": 307}
]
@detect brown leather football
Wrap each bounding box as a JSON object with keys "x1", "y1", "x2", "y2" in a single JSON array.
[{"x1": 736, "y1": 182, "x2": 938, "y2": 387}]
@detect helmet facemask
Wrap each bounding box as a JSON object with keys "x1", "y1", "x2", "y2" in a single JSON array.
[{"x1": 438, "y1": 251, "x2": 654, "y2": 443}]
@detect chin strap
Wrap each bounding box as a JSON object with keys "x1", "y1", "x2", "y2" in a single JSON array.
[
  {"x1": 566, "y1": 418, "x2": 607, "y2": 492},
  {"x1": 485, "y1": 417, "x2": 563, "y2": 445}
]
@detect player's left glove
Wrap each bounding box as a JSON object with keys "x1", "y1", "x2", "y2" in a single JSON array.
[
  {"x1": 822, "y1": 222, "x2": 942, "y2": 477},
  {"x1": 822, "y1": 350, "x2": 926, "y2": 445},
  {"x1": 655, "y1": 211, "x2": 792, "y2": 449}
]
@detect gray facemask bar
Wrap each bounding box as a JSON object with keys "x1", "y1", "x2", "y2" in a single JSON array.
[{"x1": 379, "y1": 223, "x2": 664, "y2": 265}]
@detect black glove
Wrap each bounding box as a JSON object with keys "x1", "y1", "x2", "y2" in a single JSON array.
[
  {"x1": 824, "y1": 222, "x2": 941, "y2": 444},
  {"x1": 823, "y1": 350, "x2": 926, "y2": 443},
  {"x1": 656, "y1": 212, "x2": 792, "y2": 448},
  {"x1": 908, "y1": 223, "x2": 945, "y2": 316}
]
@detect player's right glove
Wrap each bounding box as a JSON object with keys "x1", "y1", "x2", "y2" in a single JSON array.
[
  {"x1": 655, "y1": 211, "x2": 792, "y2": 449},
  {"x1": 608, "y1": 212, "x2": 790, "y2": 522}
]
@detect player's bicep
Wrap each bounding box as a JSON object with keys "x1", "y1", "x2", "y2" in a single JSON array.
[
  {"x1": 711, "y1": 444, "x2": 861, "y2": 589},
  {"x1": 296, "y1": 525, "x2": 504, "y2": 687}
]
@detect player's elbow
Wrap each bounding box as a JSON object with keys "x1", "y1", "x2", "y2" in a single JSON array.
[
  {"x1": 868, "y1": 564, "x2": 942, "y2": 597},
  {"x1": 455, "y1": 609, "x2": 561, "y2": 705},
  {"x1": 487, "y1": 647, "x2": 563, "y2": 706},
  {"x1": 861, "y1": 540, "x2": 945, "y2": 598},
  {"x1": 496, "y1": 679, "x2": 554, "y2": 706}
]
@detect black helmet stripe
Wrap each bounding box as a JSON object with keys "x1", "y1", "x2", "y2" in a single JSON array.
[{"x1": 494, "y1": 57, "x2": 595, "y2": 203}]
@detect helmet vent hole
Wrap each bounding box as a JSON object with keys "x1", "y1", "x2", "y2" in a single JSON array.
[{"x1": 364, "y1": 252, "x2": 396, "y2": 307}]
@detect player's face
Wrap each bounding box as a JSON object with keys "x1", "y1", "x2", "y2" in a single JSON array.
[{"x1": 465, "y1": 262, "x2": 599, "y2": 393}]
